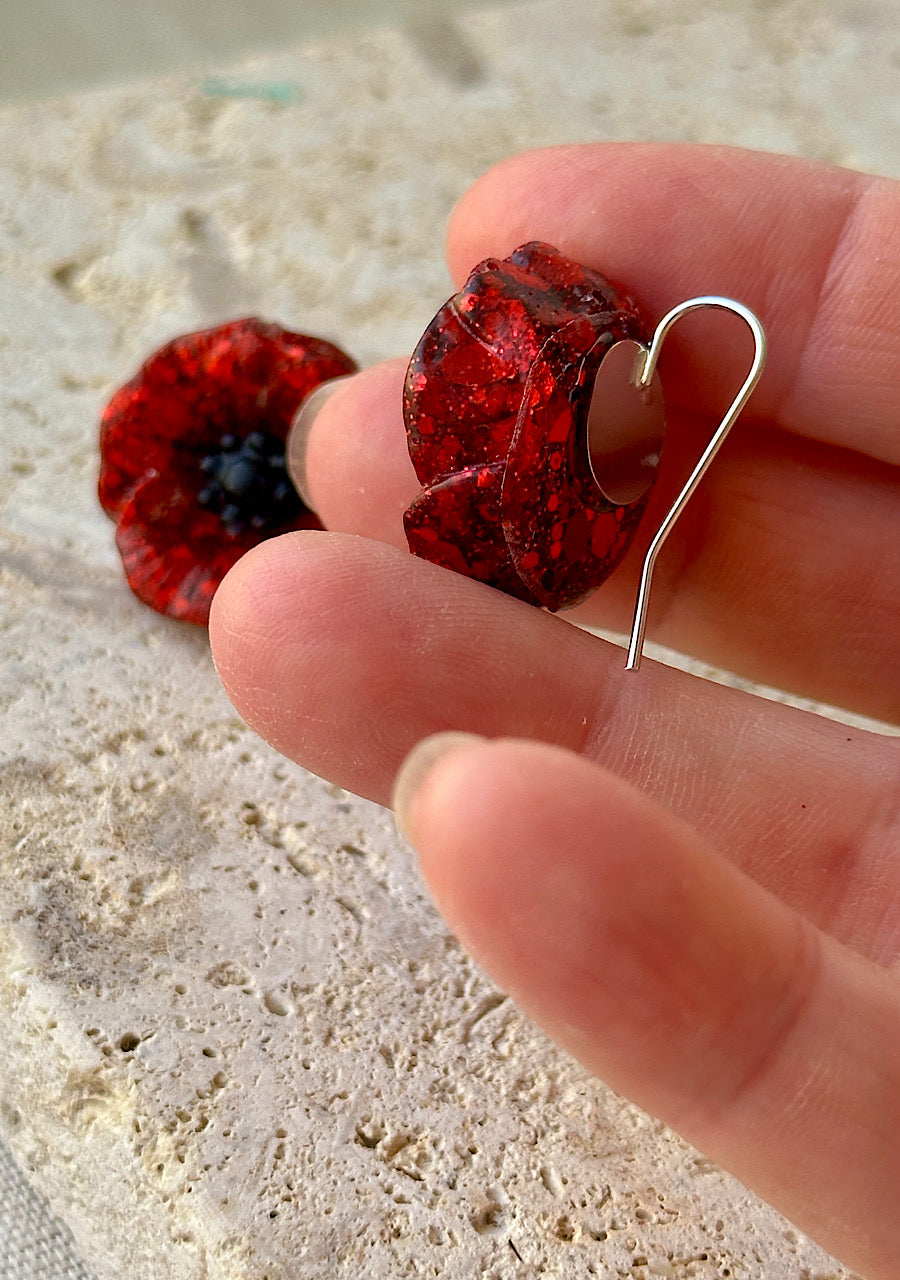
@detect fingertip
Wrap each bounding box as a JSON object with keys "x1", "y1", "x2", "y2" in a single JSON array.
[
  {"x1": 297, "y1": 358, "x2": 416, "y2": 547},
  {"x1": 209, "y1": 530, "x2": 462, "y2": 795},
  {"x1": 208, "y1": 529, "x2": 348, "y2": 743},
  {"x1": 398, "y1": 736, "x2": 628, "y2": 975},
  {"x1": 394, "y1": 734, "x2": 799, "y2": 1118},
  {"x1": 208, "y1": 534, "x2": 278, "y2": 662},
  {"x1": 209, "y1": 534, "x2": 295, "y2": 717},
  {"x1": 286, "y1": 375, "x2": 356, "y2": 508},
  {"x1": 392, "y1": 731, "x2": 487, "y2": 845}
]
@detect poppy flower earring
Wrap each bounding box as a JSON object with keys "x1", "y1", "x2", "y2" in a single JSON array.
[
  {"x1": 98, "y1": 318, "x2": 356, "y2": 625},
  {"x1": 401, "y1": 242, "x2": 766, "y2": 669}
]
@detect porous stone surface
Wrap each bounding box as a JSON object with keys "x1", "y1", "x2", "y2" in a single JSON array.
[{"x1": 1, "y1": 2, "x2": 896, "y2": 1277}]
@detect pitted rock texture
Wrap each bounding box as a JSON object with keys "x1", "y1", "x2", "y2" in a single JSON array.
[{"x1": 1, "y1": 1, "x2": 895, "y2": 1277}]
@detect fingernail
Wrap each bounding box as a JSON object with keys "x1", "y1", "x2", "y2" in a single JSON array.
[
  {"x1": 286, "y1": 376, "x2": 355, "y2": 508},
  {"x1": 392, "y1": 732, "x2": 485, "y2": 844}
]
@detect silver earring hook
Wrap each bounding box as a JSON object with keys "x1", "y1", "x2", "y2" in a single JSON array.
[{"x1": 625, "y1": 296, "x2": 767, "y2": 671}]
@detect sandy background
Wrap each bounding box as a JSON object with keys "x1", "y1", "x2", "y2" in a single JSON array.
[
  {"x1": 0, "y1": 0, "x2": 511, "y2": 102},
  {"x1": 0, "y1": 2, "x2": 897, "y2": 1278}
]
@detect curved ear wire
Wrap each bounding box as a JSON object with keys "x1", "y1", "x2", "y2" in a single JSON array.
[{"x1": 625, "y1": 297, "x2": 767, "y2": 671}]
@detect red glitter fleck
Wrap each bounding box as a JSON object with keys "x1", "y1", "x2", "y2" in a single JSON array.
[
  {"x1": 99, "y1": 318, "x2": 356, "y2": 624},
  {"x1": 403, "y1": 243, "x2": 657, "y2": 610}
]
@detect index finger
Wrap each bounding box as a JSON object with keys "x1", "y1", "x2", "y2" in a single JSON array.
[{"x1": 447, "y1": 143, "x2": 900, "y2": 465}]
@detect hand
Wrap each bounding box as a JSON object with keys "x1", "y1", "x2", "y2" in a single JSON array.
[{"x1": 209, "y1": 144, "x2": 900, "y2": 1279}]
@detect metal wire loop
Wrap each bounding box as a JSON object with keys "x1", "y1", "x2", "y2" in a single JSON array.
[{"x1": 625, "y1": 297, "x2": 767, "y2": 671}]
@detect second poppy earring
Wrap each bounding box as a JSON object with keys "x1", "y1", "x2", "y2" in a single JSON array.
[
  {"x1": 99, "y1": 318, "x2": 357, "y2": 625},
  {"x1": 401, "y1": 242, "x2": 766, "y2": 669}
]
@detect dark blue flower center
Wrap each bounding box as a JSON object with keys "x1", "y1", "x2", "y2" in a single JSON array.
[{"x1": 197, "y1": 431, "x2": 303, "y2": 536}]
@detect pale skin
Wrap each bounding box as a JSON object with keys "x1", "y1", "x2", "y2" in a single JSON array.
[{"x1": 209, "y1": 145, "x2": 900, "y2": 1278}]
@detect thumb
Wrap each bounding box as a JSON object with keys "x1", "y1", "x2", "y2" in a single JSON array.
[{"x1": 393, "y1": 734, "x2": 900, "y2": 1280}]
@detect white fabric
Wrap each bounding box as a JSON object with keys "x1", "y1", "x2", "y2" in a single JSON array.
[{"x1": 0, "y1": 1139, "x2": 94, "y2": 1280}]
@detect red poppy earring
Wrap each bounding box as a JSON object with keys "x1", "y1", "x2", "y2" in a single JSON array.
[
  {"x1": 402, "y1": 242, "x2": 766, "y2": 669},
  {"x1": 98, "y1": 318, "x2": 356, "y2": 625}
]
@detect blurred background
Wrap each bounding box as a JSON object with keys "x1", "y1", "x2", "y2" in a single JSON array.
[{"x1": 0, "y1": 0, "x2": 511, "y2": 102}]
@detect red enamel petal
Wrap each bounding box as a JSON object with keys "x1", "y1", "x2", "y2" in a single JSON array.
[
  {"x1": 99, "y1": 318, "x2": 356, "y2": 519},
  {"x1": 99, "y1": 316, "x2": 356, "y2": 626},
  {"x1": 115, "y1": 471, "x2": 321, "y2": 625},
  {"x1": 502, "y1": 316, "x2": 652, "y2": 611},
  {"x1": 404, "y1": 463, "x2": 540, "y2": 605},
  {"x1": 403, "y1": 242, "x2": 656, "y2": 608},
  {"x1": 403, "y1": 243, "x2": 638, "y2": 487}
]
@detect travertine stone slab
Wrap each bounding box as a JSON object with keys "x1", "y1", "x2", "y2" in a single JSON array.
[{"x1": 1, "y1": 2, "x2": 896, "y2": 1276}]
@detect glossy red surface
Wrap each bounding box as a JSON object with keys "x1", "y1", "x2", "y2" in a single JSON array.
[
  {"x1": 403, "y1": 243, "x2": 657, "y2": 611},
  {"x1": 99, "y1": 318, "x2": 356, "y2": 624}
]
